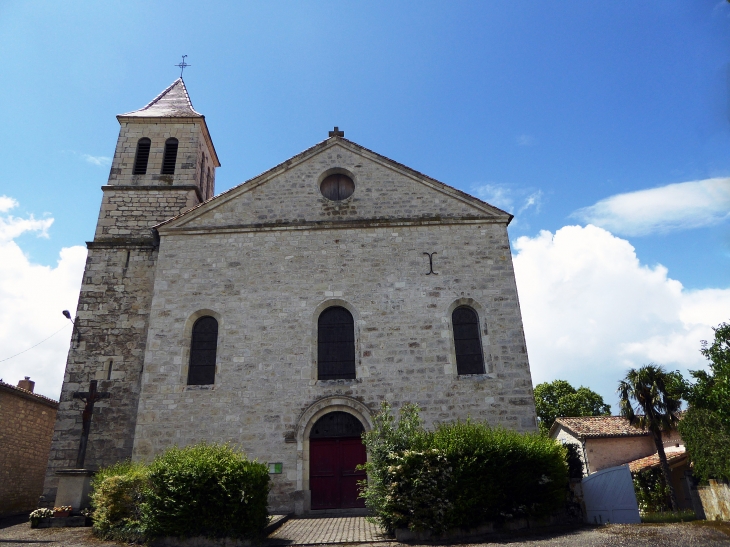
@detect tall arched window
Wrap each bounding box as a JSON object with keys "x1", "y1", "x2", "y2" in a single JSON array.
[
  {"x1": 133, "y1": 138, "x2": 151, "y2": 175},
  {"x1": 161, "y1": 138, "x2": 178, "y2": 175},
  {"x1": 187, "y1": 316, "x2": 218, "y2": 385},
  {"x1": 318, "y1": 306, "x2": 356, "y2": 380},
  {"x1": 452, "y1": 306, "x2": 485, "y2": 375}
]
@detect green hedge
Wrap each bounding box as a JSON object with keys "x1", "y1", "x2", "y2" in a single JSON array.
[
  {"x1": 678, "y1": 407, "x2": 730, "y2": 483},
  {"x1": 89, "y1": 443, "x2": 269, "y2": 543},
  {"x1": 360, "y1": 403, "x2": 569, "y2": 534}
]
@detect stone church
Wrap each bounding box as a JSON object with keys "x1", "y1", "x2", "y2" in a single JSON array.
[{"x1": 43, "y1": 78, "x2": 537, "y2": 514}]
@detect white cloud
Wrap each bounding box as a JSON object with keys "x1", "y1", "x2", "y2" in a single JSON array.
[
  {"x1": 0, "y1": 196, "x2": 18, "y2": 213},
  {"x1": 513, "y1": 224, "x2": 730, "y2": 409},
  {"x1": 473, "y1": 183, "x2": 543, "y2": 216},
  {"x1": 572, "y1": 178, "x2": 730, "y2": 236},
  {"x1": 82, "y1": 154, "x2": 112, "y2": 166},
  {"x1": 0, "y1": 200, "x2": 86, "y2": 400},
  {"x1": 516, "y1": 134, "x2": 534, "y2": 146}
]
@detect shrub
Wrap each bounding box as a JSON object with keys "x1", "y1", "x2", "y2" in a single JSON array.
[
  {"x1": 632, "y1": 467, "x2": 671, "y2": 513},
  {"x1": 678, "y1": 407, "x2": 730, "y2": 483},
  {"x1": 144, "y1": 443, "x2": 270, "y2": 540},
  {"x1": 378, "y1": 449, "x2": 453, "y2": 534},
  {"x1": 430, "y1": 421, "x2": 568, "y2": 528},
  {"x1": 90, "y1": 460, "x2": 149, "y2": 543},
  {"x1": 360, "y1": 404, "x2": 569, "y2": 534}
]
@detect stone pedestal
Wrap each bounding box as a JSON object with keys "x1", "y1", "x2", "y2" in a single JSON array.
[{"x1": 55, "y1": 469, "x2": 94, "y2": 510}]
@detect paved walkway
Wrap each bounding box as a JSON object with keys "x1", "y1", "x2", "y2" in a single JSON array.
[{"x1": 267, "y1": 516, "x2": 388, "y2": 545}]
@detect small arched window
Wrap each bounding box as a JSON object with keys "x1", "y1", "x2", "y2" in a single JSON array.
[
  {"x1": 161, "y1": 138, "x2": 178, "y2": 175},
  {"x1": 187, "y1": 316, "x2": 218, "y2": 385},
  {"x1": 452, "y1": 306, "x2": 485, "y2": 375},
  {"x1": 133, "y1": 138, "x2": 151, "y2": 175},
  {"x1": 318, "y1": 306, "x2": 356, "y2": 380}
]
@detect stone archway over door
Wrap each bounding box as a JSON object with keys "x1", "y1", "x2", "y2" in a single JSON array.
[{"x1": 309, "y1": 412, "x2": 366, "y2": 510}]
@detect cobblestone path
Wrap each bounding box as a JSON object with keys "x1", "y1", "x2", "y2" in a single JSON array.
[{"x1": 267, "y1": 516, "x2": 389, "y2": 545}]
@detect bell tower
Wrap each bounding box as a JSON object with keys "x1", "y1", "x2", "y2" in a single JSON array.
[{"x1": 43, "y1": 79, "x2": 220, "y2": 504}]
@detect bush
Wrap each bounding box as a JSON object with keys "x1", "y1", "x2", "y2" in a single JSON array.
[
  {"x1": 90, "y1": 460, "x2": 149, "y2": 542},
  {"x1": 430, "y1": 421, "x2": 568, "y2": 529},
  {"x1": 632, "y1": 467, "x2": 671, "y2": 513},
  {"x1": 678, "y1": 407, "x2": 730, "y2": 483},
  {"x1": 144, "y1": 443, "x2": 270, "y2": 540},
  {"x1": 90, "y1": 444, "x2": 269, "y2": 543},
  {"x1": 360, "y1": 403, "x2": 569, "y2": 534}
]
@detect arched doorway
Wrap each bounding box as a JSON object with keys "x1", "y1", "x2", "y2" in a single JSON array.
[{"x1": 309, "y1": 411, "x2": 367, "y2": 510}]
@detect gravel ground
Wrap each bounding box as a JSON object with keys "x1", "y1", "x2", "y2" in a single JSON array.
[{"x1": 0, "y1": 517, "x2": 728, "y2": 547}]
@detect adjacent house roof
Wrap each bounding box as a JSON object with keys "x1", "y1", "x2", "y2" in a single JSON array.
[
  {"x1": 551, "y1": 416, "x2": 651, "y2": 439},
  {"x1": 0, "y1": 380, "x2": 59, "y2": 409},
  {"x1": 628, "y1": 448, "x2": 688, "y2": 473},
  {"x1": 118, "y1": 78, "x2": 202, "y2": 118}
]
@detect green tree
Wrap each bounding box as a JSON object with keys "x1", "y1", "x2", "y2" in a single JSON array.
[
  {"x1": 678, "y1": 321, "x2": 730, "y2": 482},
  {"x1": 534, "y1": 379, "x2": 611, "y2": 435},
  {"x1": 617, "y1": 364, "x2": 683, "y2": 512}
]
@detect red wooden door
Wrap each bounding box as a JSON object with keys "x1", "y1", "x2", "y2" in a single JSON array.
[{"x1": 310, "y1": 437, "x2": 366, "y2": 509}]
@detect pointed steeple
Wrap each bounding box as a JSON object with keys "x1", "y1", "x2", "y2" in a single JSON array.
[{"x1": 119, "y1": 78, "x2": 202, "y2": 118}]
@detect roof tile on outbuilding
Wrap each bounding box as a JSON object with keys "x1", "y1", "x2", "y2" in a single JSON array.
[
  {"x1": 551, "y1": 416, "x2": 651, "y2": 439},
  {"x1": 628, "y1": 449, "x2": 687, "y2": 473}
]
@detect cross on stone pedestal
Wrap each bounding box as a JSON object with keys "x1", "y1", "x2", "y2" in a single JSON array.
[
  {"x1": 72, "y1": 380, "x2": 110, "y2": 469},
  {"x1": 328, "y1": 126, "x2": 344, "y2": 137}
]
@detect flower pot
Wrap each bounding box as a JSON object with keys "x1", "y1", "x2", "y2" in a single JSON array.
[{"x1": 53, "y1": 510, "x2": 72, "y2": 518}]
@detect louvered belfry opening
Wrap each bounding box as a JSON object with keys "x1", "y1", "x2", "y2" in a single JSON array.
[
  {"x1": 161, "y1": 138, "x2": 179, "y2": 175},
  {"x1": 452, "y1": 306, "x2": 486, "y2": 375},
  {"x1": 320, "y1": 173, "x2": 355, "y2": 201},
  {"x1": 133, "y1": 138, "x2": 151, "y2": 175},
  {"x1": 318, "y1": 306, "x2": 356, "y2": 380},
  {"x1": 187, "y1": 316, "x2": 218, "y2": 385}
]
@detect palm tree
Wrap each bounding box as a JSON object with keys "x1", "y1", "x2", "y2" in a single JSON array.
[{"x1": 617, "y1": 364, "x2": 682, "y2": 512}]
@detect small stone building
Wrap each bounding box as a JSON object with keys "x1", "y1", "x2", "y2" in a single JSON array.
[
  {"x1": 551, "y1": 415, "x2": 692, "y2": 509},
  {"x1": 44, "y1": 78, "x2": 537, "y2": 514},
  {"x1": 0, "y1": 378, "x2": 58, "y2": 516}
]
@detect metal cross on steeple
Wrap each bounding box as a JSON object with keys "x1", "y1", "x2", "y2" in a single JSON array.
[{"x1": 175, "y1": 55, "x2": 191, "y2": 78}]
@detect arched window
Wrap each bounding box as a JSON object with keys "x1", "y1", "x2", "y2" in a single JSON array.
[
  {"x1": 318, "y1": 306, "x2": 356, "y2": 380},
  {"x1": 161, "y1": 138, "x2": 178, "y2": 175},
  {"x1": 187, "y1": 316, "x2": 218, "y2": 385},
  {"x1": 133, "y1": 138, "x2": 151, "y2": 175},
  {"x1": 207, "y1": 167, "x2": 212, "y2": 199},
  {"x1": 452, "y1": 306, "x2": 485, "y2": 375},
  {"x1": 199, "y1": 154, "x2": 206, "y2": 188}
]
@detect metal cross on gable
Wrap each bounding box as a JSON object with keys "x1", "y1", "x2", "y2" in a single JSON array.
[
  {"x1": 72, "y1": 380, "x2": 110, "y2": 469},
  {"x1": 175, "y1": 55, "x2": 191, "y2": 78}
]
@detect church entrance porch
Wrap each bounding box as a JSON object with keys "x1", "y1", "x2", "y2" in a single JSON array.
[{"x1": 309, "y1": 412, "x2": 367, "y2": 510}]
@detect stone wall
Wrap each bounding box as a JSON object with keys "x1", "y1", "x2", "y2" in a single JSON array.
[
  {"x1": 698, "y1": 480, "x2": 730, "y2": 521},
  {"x1": 133, "y1": 218, "x2": 536, "y2": 512},
  {"x1": 42, "y1": 116, "x2": 211, "y2": 504},
  {"x1": 0, "y1": 383, "x2": 58, "y2": 515}
]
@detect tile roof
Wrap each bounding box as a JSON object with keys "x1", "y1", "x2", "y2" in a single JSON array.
[
  {"x1": 628, "y1": 449, "x2": 687, "y2": 473},
  {"x1": 552, "y1": 416, "x2": 651, "y2": 438},
  {"x1": 119, "y1": 78, "x2": 202, "y2": 118},
  {"x1": 0, "y1": 380, "x2": 59, "y2": 407}
]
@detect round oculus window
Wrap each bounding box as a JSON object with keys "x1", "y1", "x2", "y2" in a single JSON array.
[{"x1": 320, "y1": 173, "x2": 355, "y2": 201}]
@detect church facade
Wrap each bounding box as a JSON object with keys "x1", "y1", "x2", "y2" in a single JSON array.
[{"x1": 44, "y1": 79, "x2": 538, "y2": 514}]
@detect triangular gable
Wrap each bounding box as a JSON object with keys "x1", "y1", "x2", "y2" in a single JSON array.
[{"x1": 157, "y1": 137, "x2": 511, "y2": 233}]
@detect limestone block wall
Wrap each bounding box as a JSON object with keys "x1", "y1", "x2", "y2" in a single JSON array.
[
  {"x1": 42, "y1": 243, "x2": 158, "y2": 503},
  {"x1": 108, "y1": 119, "x2": 215, "y2": 198},
  {"x1": 181, "y1": 142, "x2": 497, "y2": 231},
  {"x1": 132, "y1": 220, "x2": 536, "y2": 512},
  {"x1": 0, "y1": 383, "x2": 58, "y2": 515},
  {"x1": 94, "y1": 188, "x2": 199, "y2": 239}
]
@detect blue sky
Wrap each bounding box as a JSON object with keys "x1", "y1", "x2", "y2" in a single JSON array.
[{"x1": 1, "y1": 1, "x2": 729, "y2": 406}]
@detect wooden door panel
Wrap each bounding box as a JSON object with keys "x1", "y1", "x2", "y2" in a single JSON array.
[{"x1": 310, "y1": 436, "x2": 367, "y2": 509}]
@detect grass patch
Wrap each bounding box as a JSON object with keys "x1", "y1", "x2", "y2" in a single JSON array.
[{"x1": 640, "y1": 509, "x2": 697, "y2": 523}]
